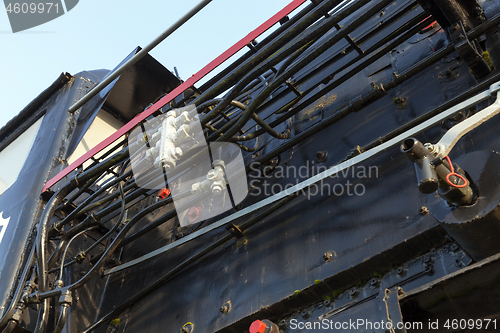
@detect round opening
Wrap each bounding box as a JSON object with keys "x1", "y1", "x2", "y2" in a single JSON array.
[{"x1": 401, "y1": 138, "x2": 416, "y2": 152}]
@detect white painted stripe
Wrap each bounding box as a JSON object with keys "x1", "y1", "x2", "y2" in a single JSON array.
[{"x1": 104, "y1": 81, "x2": 500, "y2": 276}]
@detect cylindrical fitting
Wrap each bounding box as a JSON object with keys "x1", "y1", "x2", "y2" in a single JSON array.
[
  {"x1": 413, "y1": 156, "x2": 439, "y2": 194},
  {"x1": 401, "y1": 138, "x2": 433, "y2": 163},
  {"x1": 401, "y1": 138, "x2": 474, "y2": 206},
  {"x1": 249, "y1": 319, "x2": 280, "y2": 333}
]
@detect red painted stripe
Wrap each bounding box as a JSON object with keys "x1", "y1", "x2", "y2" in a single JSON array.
[{"x1": 43, "y1": 0, "x2": 308, "y2": 192}]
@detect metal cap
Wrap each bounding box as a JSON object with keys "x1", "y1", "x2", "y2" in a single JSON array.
[{"x1": 249, "y1": 320, "x2": 268, "y2": 333}]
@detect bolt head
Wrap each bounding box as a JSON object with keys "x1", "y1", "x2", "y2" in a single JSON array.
[
  {"x1": 212, "y1": 159, "x2": 226, "y2": 169},
  {"x1": 207, "y1": 169, "x2": 218, "y2": 181},
  {"x1": 166, "y1": 110, "x2": 177, "y2": 118},
  {"x1": 420, "y1": 206, "x2": 429, "y2": 215},
  {"x1": 191, "y1": 183, "x2": 201, "y2": 193},
  {"x1": 211, "y1": 183, "x2": 223, "y2": 194},
  {"x1": 316, "y1": 150, "x2": 328, "y2": 162},
  {"x1": 171, "y1": 147, "x2": 183, "y2": 160},
  {"x1": 323, "y1": 251, "x2": 333, "y2": 262},
  {"x1": 12, "y1": 309, "x2": 23, "y2": 322},
  {"x1": 163, "y1": 162, "x2": 175, "y2": 171}
]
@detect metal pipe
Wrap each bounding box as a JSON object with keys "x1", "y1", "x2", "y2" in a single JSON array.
[
  {"x1": 196, "y1": 0, "x2": 356, "y2": 125},
  {"x1": 339, "y1": 14, "x2": 500, "y2": 154},
  {"x1": 117, "y1": 190, "x2": 208, "y2": 249},
  {"x1": 53, "y1": 304, "x2": 69, "y2": 333},
  {"x1": 58, "y1": 226, "x2": 98, "y2": 281},
  {"x1": 0, "y1": 247, "x2": 35, "y2": 328},
  {"x1": 246, "y1": 2, "x2": 421, "y2": 119},
  {"x1": 196, "y1": 0, "x2": 347, "y2": 107},
  {"x1": 216, "y1": 0, "x2": 393, "y2": 141},
  {"x1": 81, "y1": 194, "x2": 297, "y2": 333},
  {"x1": 248, "y1": 15, "x2": 433, "y2": 155},
  {"x1": 361, "y1": 72, "x2": 500, "y2": 153},
  {"x1": 32, "y1": 149, "x2": 128, "y2": 331},
  {"x1": 34, "y1": 185, "x2": 73, "y2": 333},
  {"x1": 86, "y1": 137, "x2": 129, "y2": 170},
  {"x1": 291, "y1": 1, "x2": 421, "y2": 89},
  {"x1": 47, "y1": 185, "x2": 142, "y2": 270},
  {"x1": 37, "y1": 185, "x2": 127, "y2": 300},
  {"x1": 199, "y1": 99, "x2": 291, "y2": 140},
  {"x1": 48, "y1": 160, "x2": 131, "y2": 269},
  {"x1": 52, "y1": 169, "x2": 132, "y2": 231},
  {"x1": 67, "y1": 0, "x2": 213, "y2": 114},
  {"x1": 262, "y1": 15, "x2": 434, "y2": 136},
  {"x1": 1, "y1": 320, "x2": 16, "y2": 333},
  {"x1": 38, "y1": 188, "x2": 193, "y2": 300},
  {"x1": 244, "y1": 18, "x2": 433, "y2": 165},
  {"x1": 59, "y1": 174, "x2": 100, "y2": 210},
  {"x1": 50, "y1": 189, "x2": 173, "y2": 275},
  {"x1": 241, "y1": 9, "x2": 427, "y2": 140}
]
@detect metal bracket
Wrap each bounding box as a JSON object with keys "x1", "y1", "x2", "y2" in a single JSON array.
[
  {"x1": 226, "y1": 223, "x2": 245, "y2": 239},
  {"x1": 431, "y1": 81, "x2": 500, "y2": 158},
  {"x1": 382, "y1": 287, "x2": 407, "y2": 333},
  {"x1": 448, "y1": 21, "x2": 492, "y2": 79}
]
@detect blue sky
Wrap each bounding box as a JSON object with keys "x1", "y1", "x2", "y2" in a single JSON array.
[{"x1": 0, "y1": 0, "x2": 307, "y2": 129}]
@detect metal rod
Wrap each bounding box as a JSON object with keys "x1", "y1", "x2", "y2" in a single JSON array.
[{"x1": 67, "y1": 0, "x2": 213, "y2": 114}]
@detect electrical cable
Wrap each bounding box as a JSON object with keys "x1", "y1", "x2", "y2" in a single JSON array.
[
  {"x1": 444, "y1": 156, "x2": 468, "y2": 188},
  {"x1": 53, "y1": 304, "x2": 69, "y2": 333},
  {"x1": 244, "y1": 16, "x2": 436, "y2": 169}
]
